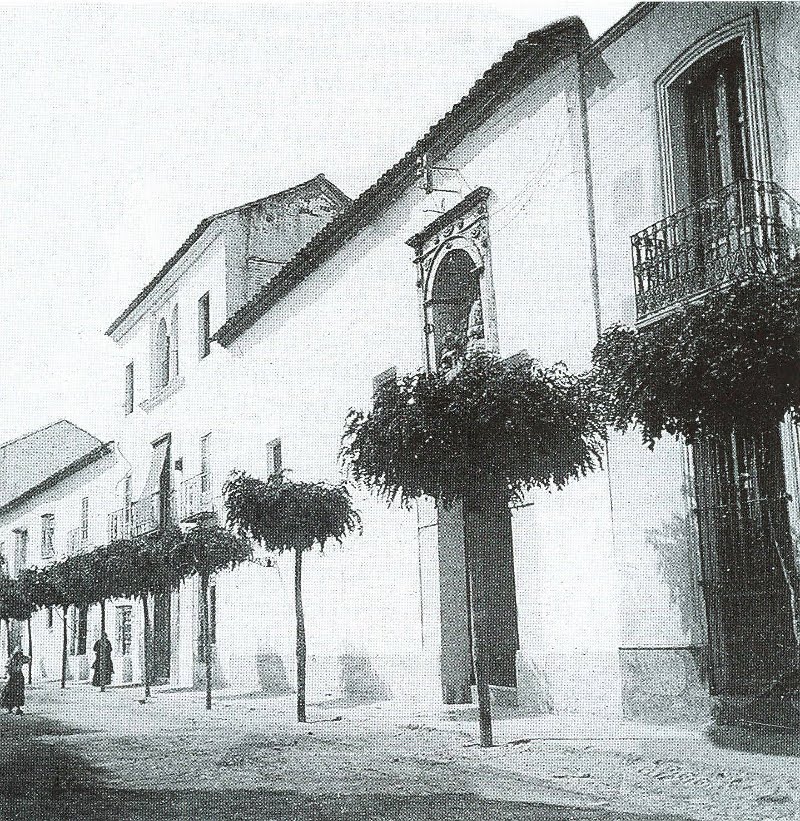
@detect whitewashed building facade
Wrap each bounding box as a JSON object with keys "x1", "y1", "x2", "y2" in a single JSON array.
[{"x1": 6, "y1": 3, "x2": 800, "y2": 717}]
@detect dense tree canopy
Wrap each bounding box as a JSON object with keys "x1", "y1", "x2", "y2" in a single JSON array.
[
  {"x1": 341, "y1": 350, "x2": 605, "y2": 506},
  {"x1": 592, "y1": 273, "x2": 800, "y2": 446},
  {"x1": 224, "y1": 472, "x2": 361, "y2": 551}
]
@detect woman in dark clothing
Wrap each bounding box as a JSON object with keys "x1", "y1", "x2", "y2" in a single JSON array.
[
  {"x1": 91, "y1": 632, "x2": 114, "y2": 691},
  {"x1": 1, "y1": 647, "x2": 31, "y2": 714}
]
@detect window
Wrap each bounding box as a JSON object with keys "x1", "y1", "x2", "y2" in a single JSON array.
[
  {"x1": 12, "y1": 529, "x2": 27, "y2": 576},
  {"x1": 170, "y1": 304, "x2": 180, "y2": 379},
  {"x1": 200, "y1": 433, "x2": 211, "y2": 494},
  {"x1": 116, "y1": 606, "x2": 132, "y2": 656},
  {"x1": 80, "y1": 497, "x2": 89, "y2": 543},
  {"x1": 41, "y1": 515, "x2": 55, "y2": 559},
  {"x1": 46, "y1": 607, "x2": 54, "y2": 630},
  {"x1": 124, "y1": 362, "x2": 134, "y2": 415},
  {"x1": 198, "y1": 292, "x2": 211, "y2": 359},
  {"x1": 123, "y1": 474, "x2": 132, "y2": 528},
  {"x1": 267, "y1": 438, "x2": 282, "y2": 476},
  {"x1": 69, "y1": 605, "x2": 88, "y2": 656},
  {"x1": 155, "y1": 317, "x2": 169, "y2": 390},
  {"x1": 670, "y1": 39, "x2": 750, "y2": 207}
]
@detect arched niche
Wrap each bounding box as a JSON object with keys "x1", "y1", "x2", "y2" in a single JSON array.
[
  {"x1": 407, "y1": 187, "x2": 498, "y2": 372},
  {"x1": 427, "y1": 246, "x2": 482, "y2": 370}
]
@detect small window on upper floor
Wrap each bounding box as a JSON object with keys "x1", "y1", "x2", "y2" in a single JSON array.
[
  {"x1": 125, "y1": 362, "x2": 134, "y2": 415},
  {"x1": 155, "y1": 317, "x2": 169, "y2": 390},
  {"x1": 80, "y1": 497, "x2": 89, "y2": 543},
  {"x1": 41, "y1": 514, "x2": 55, "y2": 559},
  {"x1": 200, "y1": 432, "x2": 212, "y2": 494},
  {"x1": 170, "y1": 304, "x2": 180, "y2": 380},
  {"x1": 267, "y1": 438, "x2": 282, "y2": 476},
  {"x1": 198, "y1": 292, "x2": 211, "y2": 359}
]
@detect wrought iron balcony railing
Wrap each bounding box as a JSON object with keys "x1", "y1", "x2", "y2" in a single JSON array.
[
  {"x1": 631, "y1": 179, "x2": 800, "y2": 323},
  {"x1": 178, "y1": 473, "x2": 216, "y2": 522},
  {"x1": 108, "y1": 508, "x2": 132, "y2": 542},
  {"x1": 66, "y1": 527, "x2": 89, "y2": 555},
  {"x1": 130, "y1": 491, "x2": 177, "y2": 537}
]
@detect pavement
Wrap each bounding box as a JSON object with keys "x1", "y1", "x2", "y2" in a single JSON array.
[{"x1": 1, "y1": 682, "x2": 799, "y2": 820}]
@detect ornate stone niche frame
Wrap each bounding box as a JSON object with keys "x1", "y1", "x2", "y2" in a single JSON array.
[
  {"x1": 655, "y1": 10, "x2": 772, "y2": 215},
  {"x1": 406, "y1": 187, "x2": 499, "y2": 373}
]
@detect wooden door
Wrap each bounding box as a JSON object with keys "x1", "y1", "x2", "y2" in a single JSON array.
[{"x1": 152, "y1": 588, "x2": 171, "y2": 683}]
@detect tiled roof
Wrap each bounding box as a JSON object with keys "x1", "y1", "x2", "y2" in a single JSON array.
[
  {"x1": 0, "y1": 421, "x2": 111, "y2": 513},
  {"x1": 215, "y1": 16, "x2": 591, "y2": 346},
  {"x1": 106, "y1": 174, "x2": 351, "y2": 338}
]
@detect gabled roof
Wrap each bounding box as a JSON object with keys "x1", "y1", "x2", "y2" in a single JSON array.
[
  {"x1": 106, "y1": 174, "x2": 351, "y2": 338},
  {"x1": 215, "y1": 15, "x2": 591, "y2": 346},
  {"x1": 0, "y1": 421, "x2": 112, "y2": 515}
]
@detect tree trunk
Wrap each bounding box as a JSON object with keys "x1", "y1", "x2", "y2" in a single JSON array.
[
  {"x1": 4, "y1": 618, "x2": 9, "y2": 657},
  {"x1": 61, "y1": 606, "x2": 68, "y2": 689},
  {"x1": 466, "y1": 536, "x2": 493, "y2": 747},
  {"x1": 199, "y1": 572, "x2": 212, "y2": 710},
  {"x1": 294, "y1": 545, "x2": 307, "y2": 723},
  {"x1": 141, "y1": 593, "x2": 151, "y2": 700},
  {"x1": 26, "y1": 617, "x2": 32, "y2": 684}
]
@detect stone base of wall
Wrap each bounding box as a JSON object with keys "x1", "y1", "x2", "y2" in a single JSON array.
[
  {"x1": 516, "y1": 649, "x2": 623, "y2": 715},
  {"x1": 211, "y1": 649, "x2": 442, "y2": 705},
  {"x1": 619, "y1": 647, "x2": 712, "y2": 721}
]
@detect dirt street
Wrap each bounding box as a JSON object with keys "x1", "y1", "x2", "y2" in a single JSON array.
[{"x1": 0, "y1": 683, "x2": 797, "y2": 821}]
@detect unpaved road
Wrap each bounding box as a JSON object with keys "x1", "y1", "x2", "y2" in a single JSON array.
[{"x1": 0, "y1": 684, "x2": 793, "y2": 820}]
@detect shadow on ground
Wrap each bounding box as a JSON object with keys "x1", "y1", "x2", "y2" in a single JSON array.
[
  {"x1": 0, "y1": 713, "x2": 692, "y2": 821},
  {"x1": 707, "y1": 722, "x2": 800, "y2": 756},
  {"x1": 2, "y1": 788, "x2": 695, "y2": 821}
]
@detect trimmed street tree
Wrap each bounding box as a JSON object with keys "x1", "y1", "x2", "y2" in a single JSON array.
[
  {"x1": 224, "y1": 471, "x2": 361, "y2": 722},
  {"x1": 106, "y1": 530, "x2": 186, "y2": 700},
  {"x1": 342, "y1": 350, "x2": 605, "y2": 746},
  {"x1": 0, "y1": 574, "x2": 34, "y2": 663},
  {"x1": 172, "y1": 518, "x2": 252, "y2": 709},
  {"x1": 591, "y1": 272, "x2": 800, "y2": 664},
  {"x1": 21, "y1": 561, "x2": 73, "y2": 687}
]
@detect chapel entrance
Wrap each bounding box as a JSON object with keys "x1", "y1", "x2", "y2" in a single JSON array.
[{"x1": 427, "y1": 246, "x2": 519, "y2": 703}]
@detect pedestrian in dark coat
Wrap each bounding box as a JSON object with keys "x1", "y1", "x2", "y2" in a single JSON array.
[
  {"x1": 91, "y1": 632, "x2": 114, "y2": 691},
  {"x1": 1, "y1": 647, "x2": 31, "y2": 714}
]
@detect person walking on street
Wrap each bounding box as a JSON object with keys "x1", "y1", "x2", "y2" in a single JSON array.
[
  {"x1": 1, "y1": 646, "x2": 31, "y2": 714},
  {"x1": 91, "y1": 632, "x2": 113, "y2": 692}
]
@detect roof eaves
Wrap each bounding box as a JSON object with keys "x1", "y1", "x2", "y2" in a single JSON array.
[
  {"x1": 106, "y1": 175, "x2": 350, "y2": 339},
  {"x1": 0, "y1": 442, "x2": 114, "y2": 517},
  {"x1": 214, "y1": 16, "x2": 590, "y2": 347}
]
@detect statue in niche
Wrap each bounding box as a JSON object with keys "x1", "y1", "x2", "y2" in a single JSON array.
[
  {"x1": 438, "y1": 330, "x2": 464, "y2": 373},
  {"x1": 466, "y1": 297, "x2": 484, "y2": 348}
]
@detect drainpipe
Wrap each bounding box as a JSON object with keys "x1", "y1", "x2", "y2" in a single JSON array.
[{"x1": 575, "y1": 52, "x2": 602, "y2": 340}]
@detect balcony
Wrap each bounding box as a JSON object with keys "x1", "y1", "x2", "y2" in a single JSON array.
[
  {"x1": 107, "y1": 508, "x2": 132, "y2": 542},
  {"x1": 178, "y1": 473, "x2": 218, "y2": 522},
  {"x1": 631, "y1": 179, "x2": 800, "y2": 324},
  {"x1": 129, "y1": 491, "x2": 177, "y2": 537},
  {"x1": 66, "y1": 527, "x2": 90, "y2": 555}
]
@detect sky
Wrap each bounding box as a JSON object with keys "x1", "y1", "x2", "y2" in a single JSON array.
[{"x1": 0, "y1": 0, "x2": 636, "y2": 445}]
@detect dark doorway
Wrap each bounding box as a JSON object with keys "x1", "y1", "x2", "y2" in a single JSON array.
[
  {"x1": 158, "y1": 438, "x2": 172, "y2": 529},
  {"x1": 693, "y1": 426, "x2": 796, "y2": 695},
  {"x1": 152, "y1": 588, "x2": 171, "y2": 684},
  {"x1": 464, "y1": 493, "x2": 519, "y2": 689}
]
